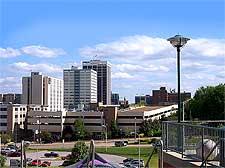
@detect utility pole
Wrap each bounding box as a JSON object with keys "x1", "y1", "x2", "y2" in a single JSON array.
[{"x1": 134, "y1": 117, "x2": 137, "y2": 142}]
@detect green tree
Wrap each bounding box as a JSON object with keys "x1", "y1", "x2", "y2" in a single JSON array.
[
  {"x1": 189, "y1": 84, "x2": 225, "y2": 120},
  {"x1": 110, "y1": 120, "x2": 119, "y2": 138},
  {"x1": 0, "y1": 155, "x2": 6, "y2": 167},
  {"x1": 0, "y1": 134, "x2": 12, "y2": 145},
  {"x1": 71, "y1": 141, "x2": 88, "y2": 162},
  {"x1": 74, "y1": 119, "x2": 85, "y2": 140},
  {"x1": 62, "y1": 126, "x2": 74, "y2": 141},
  {"x1": 40, "y1": 131, "x2": 52, "y2": 141},
  {"x1": 139, "y1": 119, "x2": 161, "y2": 137}
]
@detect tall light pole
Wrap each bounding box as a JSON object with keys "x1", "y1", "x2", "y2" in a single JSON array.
[
  {"x1": 167, "y1": 35, "x2": 190, "y2": 123},
  {"x1": 134, "y1": 117, "x2": 137, "y2": 142},
  {"x1": 102, "y1": 124, "x2": 107, "y2": 152}
]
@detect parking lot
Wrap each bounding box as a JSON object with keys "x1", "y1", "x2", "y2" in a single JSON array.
[
  {"x1": 5, "y1": 151, "x2": 126, "y2": 167},
  {"x1": 5, "y1": 151, "x2": 70, "y2": 167}
]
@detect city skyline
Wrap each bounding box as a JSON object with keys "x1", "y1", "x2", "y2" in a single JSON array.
[{"x1": 1, "y1": 0, "x2": 224, "y2": 103}]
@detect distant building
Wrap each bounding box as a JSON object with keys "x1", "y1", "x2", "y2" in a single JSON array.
[
  {"x1": 0, "y1": 93, "x2": 21, "y2": 104},
  {"x1": 145, "y1": 95, "x2": 153, "y2": 105},
  {"x1": 63, "y1": 66, "x2": 97, "y2": 110},
  {"x1": 151, "y1": 87, "x2": 191, "y2": 105},
  {"x1": 82, "y1": 60, "x2": 112, "y2": 105},
  {"x1": 135, "y1": 95, "x2": 152, "y2": 105},
  {"x1": 135, "y1": 95, "x2": 146, "y2": 104},
  {"x1": 152, "y1": 87, "x2": 168, "y2": 105},
  {"x1": 22, "y1": 72, "x2": 64, "y2": 111},
  {"x1": 111, "y1": 93, "x2": 119, "y2": 105},
  {"x1": 168, "y1": 92, "x2": 191, "y2": 103}
]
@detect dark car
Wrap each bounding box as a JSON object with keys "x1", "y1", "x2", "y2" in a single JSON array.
[
  {"x1": 39, "y1": 161, "x2": 51, "y2": 167},
  {"x1": 61, "y1": 154, "x2": 72, "y2": 160},
  {"x1": 44, "y1": 152, "x2": 59, "y2": 157},
  {"x1": 7, "y1": 151, "x2": 21, "y2": 157},
  {"x1": 115, "y1": 141, "x2": 128, "y2": 147},
  {"x1": 123, "y1": 158, "x2": 134, "y2": 163}
]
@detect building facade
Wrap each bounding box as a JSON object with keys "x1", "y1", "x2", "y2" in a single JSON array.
[
  {"x1": 111, "y1": 93, "x2": 119, "y2": 105},
  {"x1": 82, "y1": 60, "x2": 112, "y2": 105},
  {"x1": 0, "y1": 93, "x2": 21, "y2": 104},
  {"x1": 0, "y1": 104, "x2": 27, "y2": 134},
  {"x1": 22, "y1": 72, "x2": 64, "y2": 111},
  {"x1": 63, "y1": 66, "x2": 97, "y2": 110}
]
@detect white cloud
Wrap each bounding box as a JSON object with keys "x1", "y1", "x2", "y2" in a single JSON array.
[
  {"x1": 79, "y1": 35, "x2": 171, "y2": 61},
  {"x1": 21, "y1": 45, "x2": 66, "y2": 58},
  {"x1": 79, "y1": 35, "x2": 225, "y2": 63},
  {"x1": 11, "y1": 62, "x2": 62, "y2": 73},
  {"x1": 113, "y1": 63, "x2": 170, "y2": 72},
  {"x1": 0, "y1": 48, "x2": 21, "y2": 58},
  {"x1": 186, "y1": 39, "x2": 225, "y2": 57},
  {"x1": 0, "y1": 45, "x2": 66, "y2": 58},
  {"x1": 0, "y1": 77, "x2": 21, "y2": 93},
  {"x1": 112, "y1": 72, "x2": 135, "y2": 79}
]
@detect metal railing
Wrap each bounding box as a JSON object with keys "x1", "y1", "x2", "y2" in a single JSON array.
[{"x1": 162, "y1": 121, "x2": 225, "y2": 167}]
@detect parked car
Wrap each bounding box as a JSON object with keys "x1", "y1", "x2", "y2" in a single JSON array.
[
  {"x1": 7, "y1": 151, "x2": 21, "y2": 157},
  {"x1": 124, "y1": 162, "x2": 138, "y2": 168},
  {"x1": 123, "y1": 158, "x2": 134, "y2": 163},
  {"x1": 28, "y1": 159, "x2": 42, "y2": 166},
  {"x1": 7, "y1": 144, "x2": 19, "y2": 150},
  {"x1": 1, "y1": 148, "x2": 16, "y2": 155},
  {"x1": 130, "y1": 159, "x2": 144, "y2": 167},
  {"x1": 39, "y1": 161, "x2": 51, "y2": 167},
  {"x1": 61, "y1": 154, "x2": 72, "y2": 160},
  {"x1": 115, "y1": 141, "x2": 128, "y2": 147},
  {"x1": 44, "y1": 152, "x2": 59, "y2": 157}
]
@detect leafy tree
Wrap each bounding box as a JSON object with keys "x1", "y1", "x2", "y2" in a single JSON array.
[
  {"x1": 110, "y1": 120, "x2": 119, "y2": 138},
  {"x1": 0, "y1": 155, "x2": 6, "y2": 167},
  {"x1": 74, "y1": 119, "x2": 85, "y2": 140},
  {"x1": 189, "y1": 84, "x2": 225, "y2": 120},
  {"x1": 0, "y1": 134, "x2": 12, "y2": 145},
  {"x1": 139, "y1": 119, "x2": 161, "y2": 137},
  {"x1": 63, "y1": 126, "x2": 74, "y2": 141},
  {"x1": 71, "y1": 141, "x2": 88, "y2": 162},
  {"x1": 40, "y1": 131, "x2": 52, "y2": 141}
]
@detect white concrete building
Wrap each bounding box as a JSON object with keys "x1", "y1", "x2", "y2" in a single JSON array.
[
  {"x1": 0, "y1": 103, "x2": 27, "y2": 134},
  {"x1": 22, "y1": 72, "x2": 63, "y2": 111},
  {"x1": 117, "y1": 105, "x2": 178, "y2": 131},
  {"x1": 63, "y1": 66, "x2": 97, "y2": 110},
  {"x1": 82, "y1": 60, "x2": 112, "y2": 105}
]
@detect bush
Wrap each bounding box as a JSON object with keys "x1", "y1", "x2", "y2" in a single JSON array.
[
  {"x1": 0, "y1": 155, "x2": 6, "y2": 167},
  {"x1": 71, "y1": 141, "x2": 88, "y2": 162}
]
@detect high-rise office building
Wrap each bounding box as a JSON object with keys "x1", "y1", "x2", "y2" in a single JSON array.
[
  {"x1": 82, "y1": 60, "x2": 111, "y2": 105},
  {"x1": 22, "y1": 72, "x2": 63, "y2": 111},
  {"x1": 63, "y1": 66, "x2": 97, "y2": 109},
  {"x1": 111, "y1": 93, "x2": 119, "y2": 105}
]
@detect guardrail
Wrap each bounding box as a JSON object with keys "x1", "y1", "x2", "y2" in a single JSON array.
[{"x1": 162, "y1": 121, "x2": 225, "y2": 167}]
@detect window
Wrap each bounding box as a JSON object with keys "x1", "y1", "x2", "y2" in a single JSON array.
[
  {"x1": 15, "y1": 108, "x2": 18, "y2": 111},
  {"x1": 0, "y1": 115, "x2": 7, "y2": 118},
  {"x1": 0, "y1": 123, "x2": 7, "y2": 126}
]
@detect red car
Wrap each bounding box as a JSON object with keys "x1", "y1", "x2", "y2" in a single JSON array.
[
  {"x1": 61, "y1": 154, "x2": 72, "y2": 160},
  {"x1": 29, "y1": 159, "x2": 41, "y2": 166},
  {"x1": 7, "y1": 152, "x2": 21, "y2": 157},
  {"x1": 39, "y1": 161, "x2": 51, "y2": 167}
]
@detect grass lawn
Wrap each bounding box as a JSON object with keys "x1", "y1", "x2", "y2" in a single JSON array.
[{"x1": 95, "y1": 146, "x2": 158, "y2": 167}]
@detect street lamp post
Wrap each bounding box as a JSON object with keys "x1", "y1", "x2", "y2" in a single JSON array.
[
  {"x1": 167, "y1": 35, "x2": 190, "y2": 123},
  {"x1": 102, "y1": 125, "x2": 107, "y2": 152}
]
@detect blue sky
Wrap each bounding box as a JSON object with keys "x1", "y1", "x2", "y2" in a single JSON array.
[{"x1": 0, "y1": 0, "x2": 224, "y2": 102}]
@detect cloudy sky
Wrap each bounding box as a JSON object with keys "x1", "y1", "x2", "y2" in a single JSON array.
[{"x1": 1, "y1": 0, "x2": 224, "y2": 102}]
